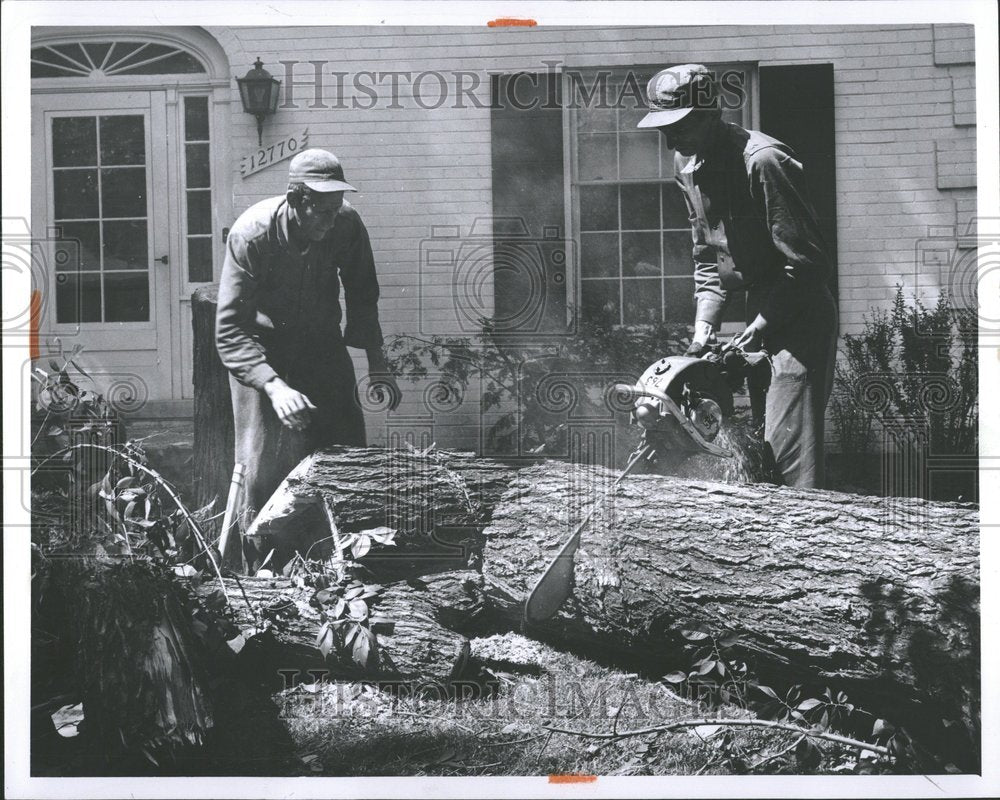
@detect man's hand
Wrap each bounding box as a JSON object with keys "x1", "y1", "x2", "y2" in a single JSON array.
[
  {"x1": 264, "y1": 377, "x2": 317, "y2": 431},
  {"x1": 685, "y1": 319, "x2": 716, "y2": 357},
  {"x1": 731, "y1": 315, "x2": 768, "y2": 352},
  {"x1": 368, "y1": 372, "x2": 402, "y2": 411}
]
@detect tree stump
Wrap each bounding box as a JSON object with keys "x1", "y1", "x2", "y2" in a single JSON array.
[{"x1": 191, "y1": 286, "x2": 234, "y2": 521}]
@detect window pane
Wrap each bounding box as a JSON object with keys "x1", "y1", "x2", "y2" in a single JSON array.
[
  {"x1": 186, "y1": 190, "x2": 212, "y2": 234},
  {"x1": 623, "y1": 278, "x2": 662, "y2": 325},
  {"x1": 663, "y1": 231, "x2": 694, "y2": 276},
  {"x1": 581, "y1": 279, "x2": 619, "y2": 326},
  {"x1": 620, "y1": 184, "x2": 659, "y2": 230},
  {"x1": 622, "y1": 232, "x2": 661, "y2": 277},
  {"x1": 663, "y1": 277, "x2": 696, "y2": 322},
  {"x1": 101, "y1": 168, "x2": 147, "y2": 218},
  {"x1": 580, "y1": 232, "x2": 618, "y2": 278},
  {"x1": 187, "y1": 237, "x2": 214, "y2": 283},
  {"x1": 578, "y1": 133, "x2": 617, "y2": 181},
  {"x1": 100, "y1": 116, "x2": 145, "y2": 165},
  {"x1": 662, "y1": 184, "x2": 689, "y2": 227},
  {"x1": 125, "y1": 50, "x2": 204, "y2": 75},
  {"x1": 579, "y1": 185, "x2": 618, "y2": 231},
  {"x1": 103, "y1": 221, "x2": 148, "y2": 270},
  {"x1": 51, "y1": 44, "x2": 89, "y2": 70},
  {"x1": 53, "y1": 170, "x2": 99, "y2": 219},
  {"x1": 185, "y1": 143, "x2": 211, "y2": 188},
  {"x1": 184, "y1": 96, "x2": 210, "y2": 141},
  {"x1": 52, "y1": 117, "x2": 97, "y2": 167},
  {"x1": 54, "y1": 221, "x2": 100, "y2": 272},
  {"x1": 104, "y1": 272, "x2": 149, "y2": 322},
  {"x1": 55, "y1": 272, "x2": 101, "y2": 323},
  {"x1": 83, "y1": 42, "x2": 113, "y2": 69},
  {"x1": 575, "y1": 97, "x2": 616, "y2": 133},
  {"x1": 619, "y1": 133, "x2": 659, "y2": 180}
]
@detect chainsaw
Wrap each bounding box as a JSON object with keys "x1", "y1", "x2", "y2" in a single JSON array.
[{"x1": 522, "y1": 344, "x2": 761, "y2": 626}]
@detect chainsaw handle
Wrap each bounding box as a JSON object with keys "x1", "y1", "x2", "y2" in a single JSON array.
[{"x1": 613, "y1": 382, "x2": 672, "y2": 405}]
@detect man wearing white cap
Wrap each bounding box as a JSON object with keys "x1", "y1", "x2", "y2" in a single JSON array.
[
  {"x1": 638, "y1": 64, "x2": 837, "y2": 489},
  {"x1": 216, "y1": 148, "x2": 401, "y2": 554}
]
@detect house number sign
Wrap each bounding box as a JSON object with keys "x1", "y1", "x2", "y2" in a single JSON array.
[{"x1": 240, "y1": 129, "x2": 309, "y2": 178}]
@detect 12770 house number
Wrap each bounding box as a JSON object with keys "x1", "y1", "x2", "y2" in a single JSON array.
[{"x1": 240, "y1": 130, "x2": 310, "y2": 178}]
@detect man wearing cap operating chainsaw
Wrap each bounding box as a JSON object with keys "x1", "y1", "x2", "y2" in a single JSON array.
[
  {"x1": 216, "y1": 148, "x2": 401, "y2": 557},
  {"x1": 637, "y1": 64, "x2": 837, "y2": 489}
]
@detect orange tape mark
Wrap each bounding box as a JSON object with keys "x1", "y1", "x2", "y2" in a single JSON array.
[
  {"x1": 29, "y1": 290, "x2": 41, "y2": 360},
  {"x1": 488, "y1": 17, "x2": 538, "y2": 27},
  {"x1": 548, "y1": 774, "x2": 597, "y2": 783}
]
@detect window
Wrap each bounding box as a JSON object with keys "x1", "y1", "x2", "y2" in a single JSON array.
[
  {"x1": 52, "y1": 114, "x2": 151, "y2": 323},
  {"x1": 31, "y1": 41, "x2": 206, "y2": 79},
  {"x1": 571, "y1": 65, "x2": 752, "y2": 327},
  {"x1": 183, "y1": 96, "x2": 214, "y2": 283}
]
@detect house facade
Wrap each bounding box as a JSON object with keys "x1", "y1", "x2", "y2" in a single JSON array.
[{"x1": 29, "y1": 24, "x2": 977, "y2": 452}]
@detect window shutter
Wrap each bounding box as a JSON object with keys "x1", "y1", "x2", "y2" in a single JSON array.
[
  {"x1": 759, "y1": 64, "x2": 839, "y2": 300},
  {"x1": 490, "y1": 72, "x2": 568, "y2": 334}
]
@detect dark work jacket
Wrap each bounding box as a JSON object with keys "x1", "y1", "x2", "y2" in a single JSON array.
[
  {"x1": 674, "y1": 122, "x2": 831, "y2": 331},
  {"x1": 216, "y1": 195, "x2": 384, "y2": 391},
  {"x1": 215, "y1": 195, "x2": 384, "y2": 519}
]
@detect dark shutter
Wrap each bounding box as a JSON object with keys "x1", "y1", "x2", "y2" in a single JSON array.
[
  {"x1": 759, "y1": 64, "x2": 839, "y2": 300},
  {"x1": 490, "y1": 72, "x2": 568, "y2": 334}
]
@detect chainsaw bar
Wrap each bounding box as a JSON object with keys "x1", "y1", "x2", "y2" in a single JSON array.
[{"x1": 522, "y1": 443, "x2": 653, "y2": 627}]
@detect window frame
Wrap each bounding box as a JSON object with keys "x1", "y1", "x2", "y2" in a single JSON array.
[{"x1": 563, "y1": 62, "x2": 759, "y2": 332}]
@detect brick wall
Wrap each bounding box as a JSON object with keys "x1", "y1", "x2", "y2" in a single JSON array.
[{"x1": 209, "y1": 24, "x2": 977, "y2": 450}]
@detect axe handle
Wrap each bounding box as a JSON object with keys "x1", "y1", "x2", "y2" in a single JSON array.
[{"x1": 218, "y1": 463, "x2": 246, "y2": 571}]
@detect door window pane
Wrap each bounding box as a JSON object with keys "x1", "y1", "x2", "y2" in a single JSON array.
[
  {"x1": 56, "y1": 273, "x2": 102, "y2": 323},
  {"x1": 53, "y1": 170, "x2": 99, "y2": 219},
  {"x1": 104, "y1": 273, "x2": 149, "y2": 322},
  {"x1": 186, "y1": 190, "x2": 212, "y2": 234},
  {"x1": 55, "y1": 222, "x2": 100, "y2": 271},
  {"x1": 100, "y1": 116, "x2": 146, "y2": 165},
  {"x1": 185, "y1": 143, "x2": 211, "y2": 188},
  {"x1": 580, "y1": 232, "x2": 618, "y2": 278},
  {"x1": 101, "y1": 168, "x2": 147, "y2": 217},
  {"x1": 663, "y1": 277, "x2": 696, "y2": 320},
  {"x1": 662, "y1": 184, "x2": 690, "y2": 227},
  {"x1": 184, "y1": 96, "x2": 210, "y2": 141},
  {"x1": 580, "y1": 185, "x2": 618, "y2": 231},
  {"x1": 620, "y1": 184, "x2": 659, "y2": 230},
  {"x1": 52, "y1": 118, "x2": 97, "y2": 167},
  {"x1": 103, "y1": 220, "x2": 148, "y2": 270},
  {"x1": 187, "y1": 237, "x2": 213, "y2": 283}
]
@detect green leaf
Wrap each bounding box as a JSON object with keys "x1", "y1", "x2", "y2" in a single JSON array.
[
  {"x1": 681, "y1": 629, "x2": 710, "y2": 642},
  {"x1": 343, "y1": 585, "x2": 364, "y2": 600},
  {"x1": 663, "y1": 671, "x2": 687, "y2": 684},
  {"x1": 332, "y1": 598, "x2": 347, "y2": 618},
  {"x1": 718, "y1": 632, "x2": 740, "y2": 648},
  {"x1": 797, "y1": 698, "x2": 824, "y2": 711},
  {"x1": 351, "y1": 535, "x2": 372, "y2": 559},
  {"x1": 696, "y1": 659, "x2": 716, "y2": 676},
  {"x1": 348, "y1": 598, "x2": 369, "y2": 620},
  {"x1": 115, "y1": 476, "x2": 135, "y2": 491},
  {"x1": 316, "y1": 624, "x2": 335, "y2": 658},
  {"x1": 872, "y1": 718, "x2": 895, "y2": 737}
]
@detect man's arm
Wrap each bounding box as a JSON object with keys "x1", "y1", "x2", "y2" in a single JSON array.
[
  {"x1": 676, "y1": 173, "x2": 725, "y2": 354},
  {"x1": 216, "y1": 228, "x2": 315, "y2": 430},
  {"x1": 340, "y1": 213, "x2": 401, "y2": 410},
  {"x1": 747, "y1": 147, "x2": 831, "y2": 334}
]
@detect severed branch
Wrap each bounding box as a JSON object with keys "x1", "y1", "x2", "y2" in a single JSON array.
[{"x1": 541, "y1": 717, "x2": 890, "y2": 757}]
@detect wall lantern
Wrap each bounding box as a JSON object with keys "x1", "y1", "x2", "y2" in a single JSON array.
[{"x1": 237, "y1": 57, "x2": 281, "y2": 146}]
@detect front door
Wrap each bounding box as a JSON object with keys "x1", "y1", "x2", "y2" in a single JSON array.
[{"x1": 32, "y1": 90, "x2": 173, "y2": 405}]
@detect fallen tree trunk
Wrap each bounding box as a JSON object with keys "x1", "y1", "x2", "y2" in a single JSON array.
[
  {"x1": 480, "y1": 462, "x2": 980, "y2": 765},
  {"x1": 214, "y1": 570, "x2": 486, "y2": 686},
  {"x1": 244, "y1": 446, "x2": 516, "y2": 574}
]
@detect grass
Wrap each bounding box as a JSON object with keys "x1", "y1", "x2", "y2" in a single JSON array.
[{"x1": 278, "y1": 633, "x2": 859, "y2": 777}]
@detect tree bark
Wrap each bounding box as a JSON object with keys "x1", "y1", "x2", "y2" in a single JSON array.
[
  {"x1": 480, "y1": 462, "x2": 980, "y2": 764},
  {"x1": 244, "y1": 446, "x2": 516, "y2": 575},
  {"x1": 215, "y1": 570, "x2": 485, "y2": 685},
  {"x1": 191, "y1": 286, "x2": 235, "y2": 520}
]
